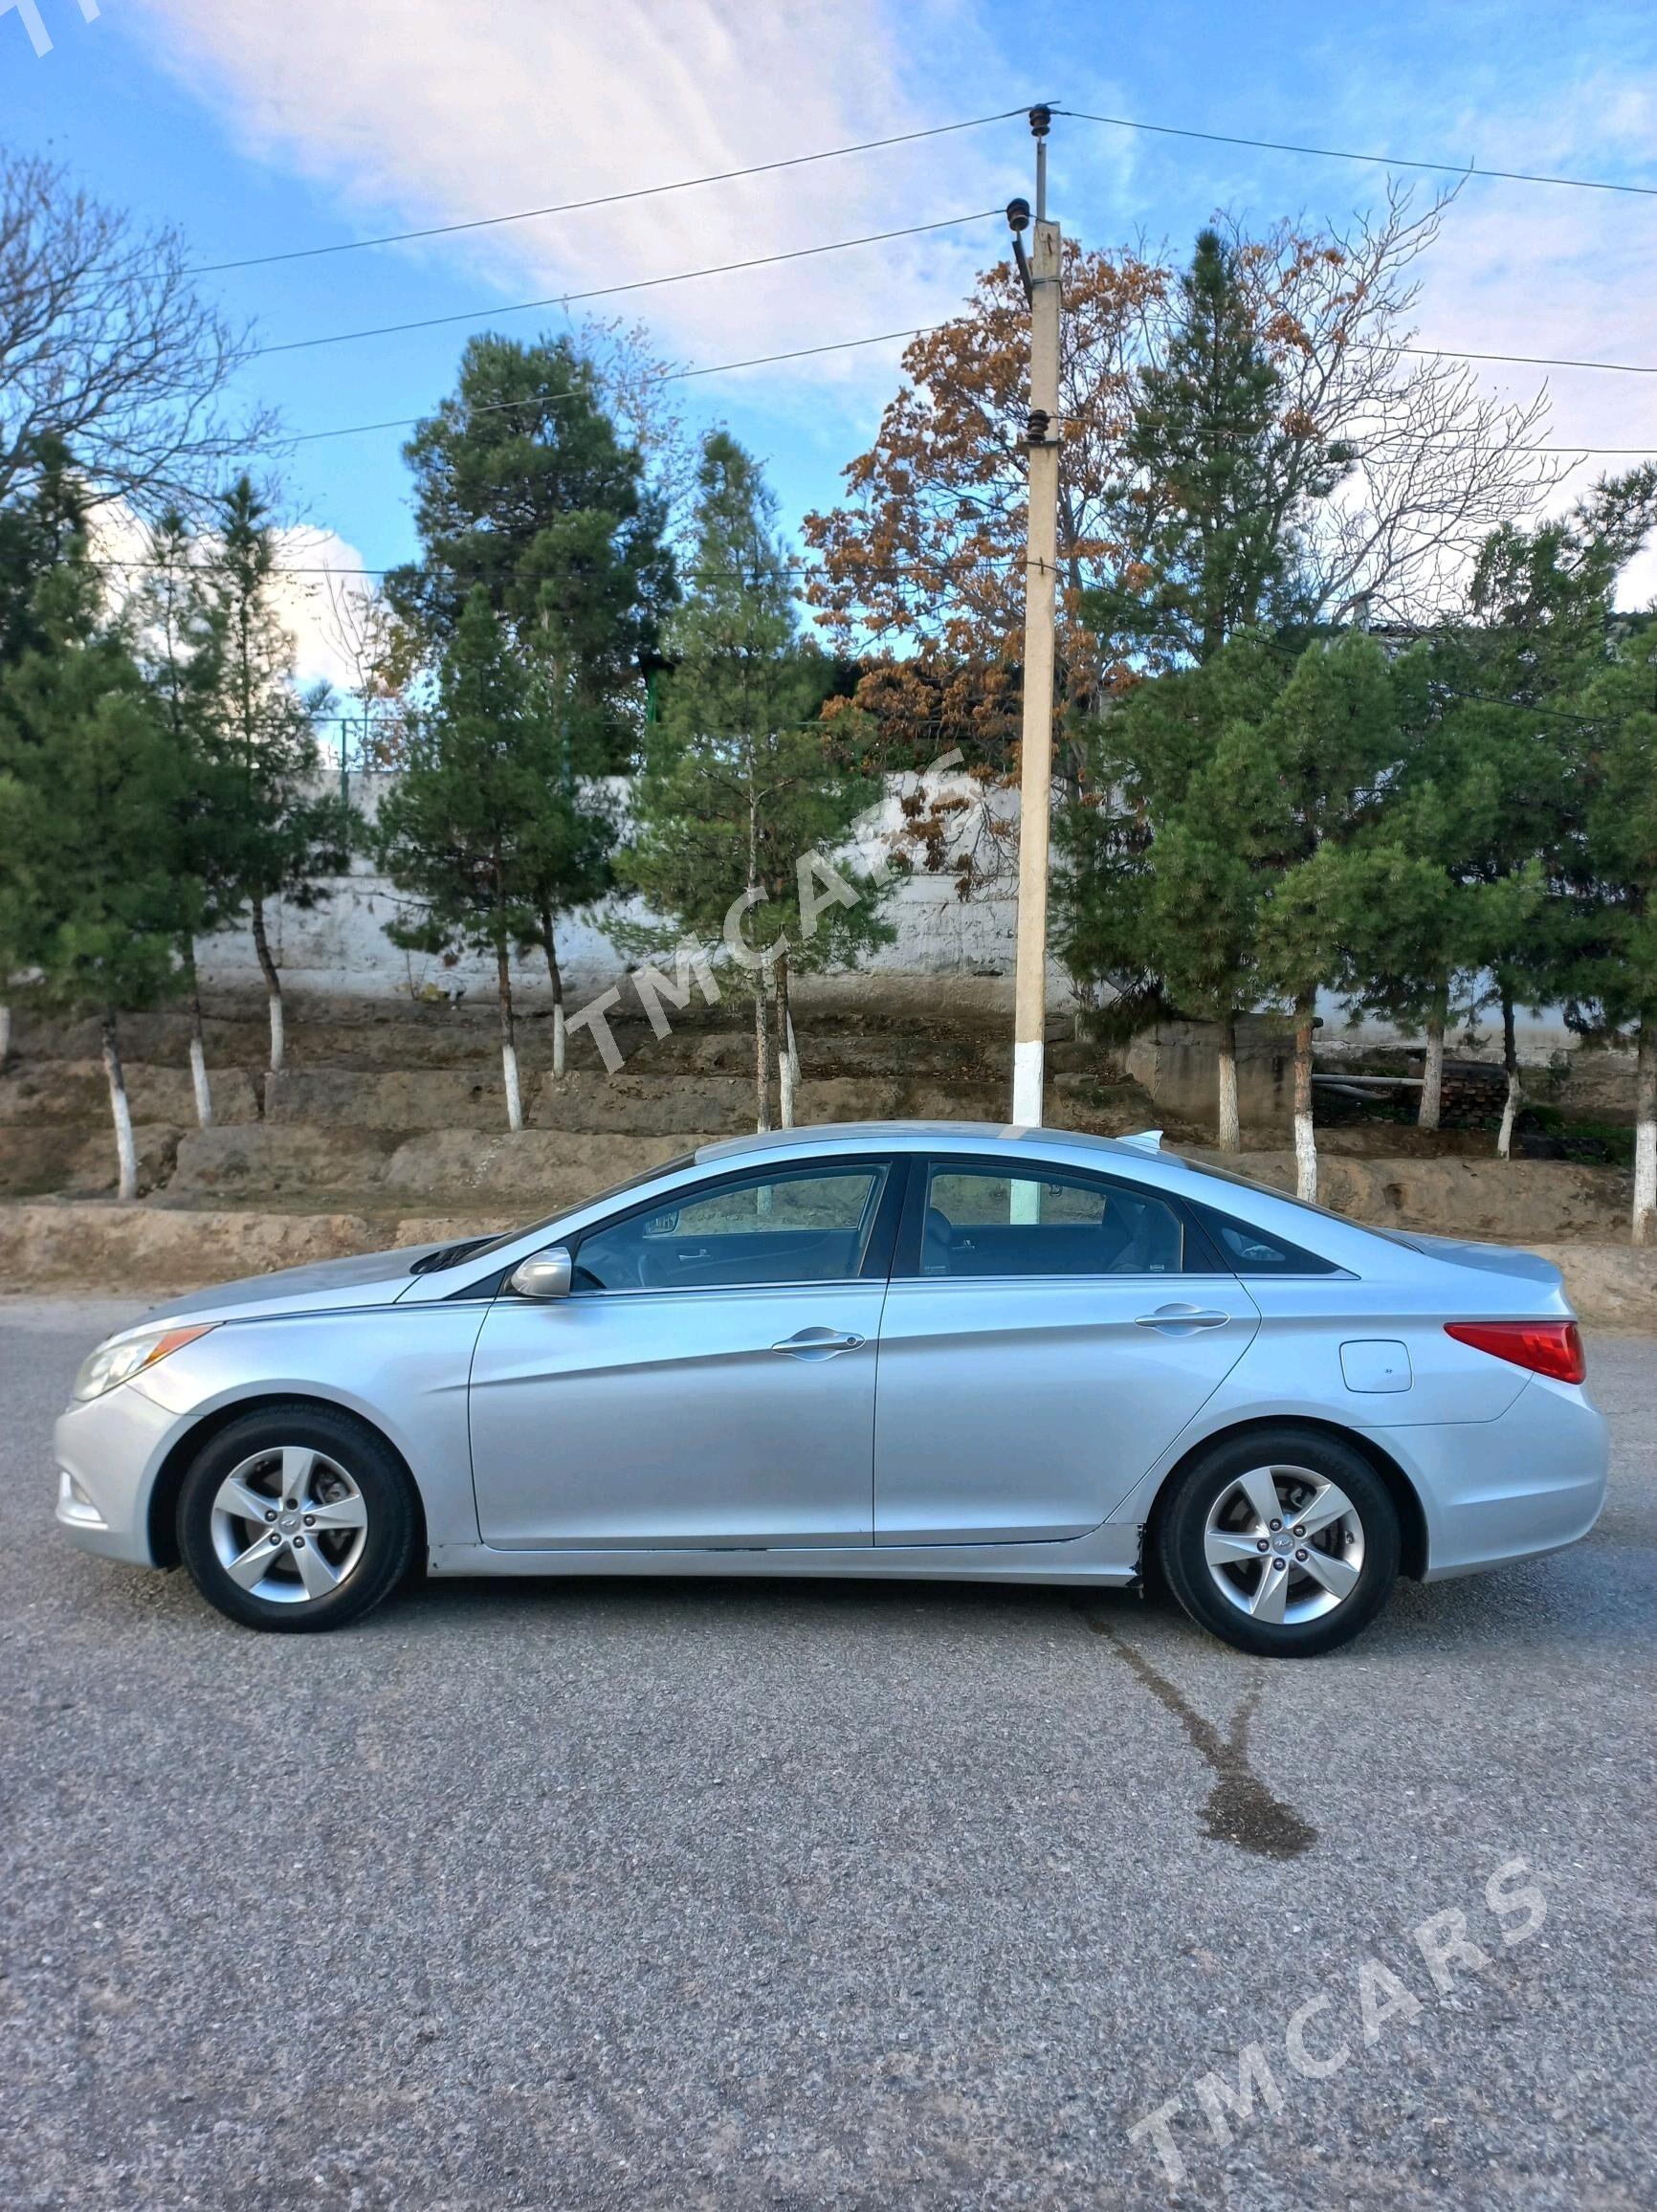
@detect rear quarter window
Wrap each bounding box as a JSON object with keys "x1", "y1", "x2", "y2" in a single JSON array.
[{"x1": 1184, "y1": 1199, "x2": 1340, "y2": 1277}]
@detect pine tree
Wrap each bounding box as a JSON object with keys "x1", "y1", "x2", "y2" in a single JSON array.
[
  {"x1": 137, "y1": 507, "x2": 231, "y2": 1125},
  {"x1": 387, "y1": 336, "x2": 673, "y2": 1054},
  {"x1": 1432, "y1": 471, "x2": 1657, "y2": 1155},
  {"x1": 617, "y1": 434, "x2": 890, "y2": 1129},
  {"x1": 1092, "y1": 229, "x2": 1351, "y2": 667},
  {"x1": 205, "y1": 477, "x2": 351, "y2": 1075},
  {"x1": 1249, "y1": 632, "x2": 1418, "y2": 1200},
  {"x1": 1059, "y1": 633, "x2": 1288, "y2": 1146},
  {"x1": 0, "y1": 438, "x2": 84, "y2": 1070},
  {"x1": 374, "y1": 589, "x2": 561, "y2": 1131},
  {"x1": 1558, "y1": 617, "x2": 1657, "y2": 1241},
  {"x1": 0, "y1": 524, "x2": 186, "y2": 1196}
]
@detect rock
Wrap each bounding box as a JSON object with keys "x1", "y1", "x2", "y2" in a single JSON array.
[
  {"x1": 168, "y1": 1126, "x2": 400, "y2": 1201},
  {"x1": 1531, "y1": 1244, "x2": 1657, "y2": 1330},
  {"x1": 264, "y1": 1068, "x2": 519, "y2": 1131},
  {"x1": 538, "y1": 1073, "x2": 757, "y2": 1135},
  {"x1": 0, "y1": 1203, "x2": 400, "y2": 1294},
  {"x1": 379, "y1": 1129, "x2": 710, "y2": 1203},
  {"x1": 0, "y1": 1063, "x2": 259, "y2": 1126},
  {"x1": 0, "y1": 1125, "x2": 181, "y2": 1200},
  {"x1": 1185, "y1": 1150, "x2": 1630, "y2": 1245}
]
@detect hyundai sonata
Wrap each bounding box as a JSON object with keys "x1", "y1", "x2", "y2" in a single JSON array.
[{"x1": 54, "y1": 1122, "x2": 1607, "y2": 1655}]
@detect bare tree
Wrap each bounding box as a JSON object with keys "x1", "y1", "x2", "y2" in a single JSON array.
[
  {"x1": 575, "y1": 315, "x2": 698, "y2": 558},
  {"x1": 318, "y1": 569, "x2": 415, "y2": 770},
  {"x1": 0, "y1": 151, "x2": 269, "y2": 518},
  {"x1": 1222, "y1": 188, "x2": 1566, "y2": 628}
]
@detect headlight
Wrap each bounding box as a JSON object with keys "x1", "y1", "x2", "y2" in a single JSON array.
[{"x1": 72, "y1": 1324, "x2": 217, "y2": 1404}]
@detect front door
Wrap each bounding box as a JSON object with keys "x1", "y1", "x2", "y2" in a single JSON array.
[
  {"x1": 469, "y1": 1158, "x2": 897, "y2": 1549},
  {"x1": 874, "y1": 1157, "x2": 1259, "y2": 1545}
]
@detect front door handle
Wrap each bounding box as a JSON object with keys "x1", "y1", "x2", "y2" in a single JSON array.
[
  {"x1": 771, "y1": 1327, "x2": 866, "y2": 1359},
  {"x1": 1135, "y1": 1304, "x2": 1231, "y2": 1334}
]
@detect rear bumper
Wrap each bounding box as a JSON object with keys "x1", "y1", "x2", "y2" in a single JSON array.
[{"x1": 1365, "y1": 1375, "x2": 1610, "y2": 1582}]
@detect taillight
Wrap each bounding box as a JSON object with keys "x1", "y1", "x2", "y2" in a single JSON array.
[{"x1": 1445, "y1": 1320, "x2": 1586, "y2": 1384}]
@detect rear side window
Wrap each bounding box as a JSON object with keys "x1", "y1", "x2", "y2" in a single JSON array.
[
  {"x1": 1185, "y1": 1199, "x2": 1339, "y2": 1277},
  {"x1": 914, "y1": 1162, "x2": 1191, "y2": 1278}
]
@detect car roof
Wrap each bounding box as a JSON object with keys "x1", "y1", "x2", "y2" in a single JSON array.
[{"x1": 695, "y1": 1120, "x2": 1161, "y2": 1164}]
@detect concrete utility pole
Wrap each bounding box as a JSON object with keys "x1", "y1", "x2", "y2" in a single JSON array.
[{"x1": 1009, "y1": 106, "x2": 1062, "y2": 1128}]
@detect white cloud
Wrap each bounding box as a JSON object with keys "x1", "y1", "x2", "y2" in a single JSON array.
[
  {"x1": 267, "y1": 527, "x2": 380, "y2": 694},
  {"x1": 1323, "y1": 57, "x2": 1657, "y2": 603},
  {"x1": 89, "y1": 502, "x2": 377, "y2": 693},
  {"x1": 129, "y1": 0, "x2": 1022, "y2": 407}
]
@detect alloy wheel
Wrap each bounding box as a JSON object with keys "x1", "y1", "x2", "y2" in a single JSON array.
[
  {"x1": 1202, "y1": 1462, "x2": 1365, "y2": 1626},
  {"x1": 209, "y1": 1444, "x2": 369, "y2": 1605}
]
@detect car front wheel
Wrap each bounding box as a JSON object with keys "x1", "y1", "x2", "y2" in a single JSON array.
[
  {"x1": 1155, "y1": 1428, "x2": 1401, "y2": 1657},
  {"x1": 177, "y1": 1405, "x2": 415, "y2": 1633}
]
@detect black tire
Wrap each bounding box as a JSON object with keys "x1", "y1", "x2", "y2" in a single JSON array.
[
  {"x1": 1155, "y1": 1427, "x2": 1401, "y2": 1658},
  {"x1": 177, "y1": 1402, "x2": 416, "y2": 1634}
]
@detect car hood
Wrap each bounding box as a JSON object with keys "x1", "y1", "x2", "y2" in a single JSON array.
[{"x1": 136, "y1": 1240, "x2": 445, "y2": 1331}]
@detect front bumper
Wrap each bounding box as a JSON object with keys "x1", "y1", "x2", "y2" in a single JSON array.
[{"x1": 54, "y1": 1382, "x2": 183, "y2": 1566}]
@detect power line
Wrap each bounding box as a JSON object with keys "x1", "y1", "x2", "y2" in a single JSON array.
[
  {"x1": 190, "y1": 108, "x2": 1040, "y2": 275},
  {"x1": 284, "y1": 335, "x2": 1657, "y2": 452},
  {"x1": 1401, "y1": 343, "x2": 1657, "y2": 377},
  {"x1": 252, "y1": 210, "x2": 1003, "y2": 360},
  {"x1": 287, "y1": 323, "x2": 952, "y2": 446},
  {"x1": 89, "y1": 554, "x2": 1029, "y2": 580},
  {"x1": 1058, "y1": 105, "x2": 1657, "y2": 201}
]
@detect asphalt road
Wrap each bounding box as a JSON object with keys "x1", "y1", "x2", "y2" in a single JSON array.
[{"x1": 2, "y1": 1301, "x2": 1653, "y2": 2212}]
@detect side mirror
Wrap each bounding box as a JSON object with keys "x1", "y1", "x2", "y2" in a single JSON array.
[{"x1": 510, "y1": 1247, "x2": 573, "y2": 1301}]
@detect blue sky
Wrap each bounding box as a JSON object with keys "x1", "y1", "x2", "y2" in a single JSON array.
[{"x1": 7, "y1": 0, "x2": 1657, "y2": 675}]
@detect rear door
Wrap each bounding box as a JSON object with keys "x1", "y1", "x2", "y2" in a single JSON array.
[{"x1": 873, "y1": 1155, "x2": 1259, "y2": 1545}]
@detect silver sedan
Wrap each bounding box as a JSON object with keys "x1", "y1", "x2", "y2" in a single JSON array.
[{"x1": 54, "y1": 1121, "x2": 1608, "y2": 1656}]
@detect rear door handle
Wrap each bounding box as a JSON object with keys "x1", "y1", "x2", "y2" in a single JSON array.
[
  {"x1": 771, "y1": 1327, "x2": 866, "y2": 1359},
  {"x1": 1135, "y1": 1304, "x2": 1231, "y2": 1334}
]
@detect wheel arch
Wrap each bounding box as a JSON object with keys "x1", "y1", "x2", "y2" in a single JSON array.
[
  {"x1": 1144, "y1": 1414, "x2": 1429, "y2": 1582},
  {"x1": 146, "y1": 1391, "x2": 428, "y2": 1570}
]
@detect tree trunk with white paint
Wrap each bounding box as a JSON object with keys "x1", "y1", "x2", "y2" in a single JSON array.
[
  {"x1": 497, "y1": 942, "x2": 523, "y2": 1133},
  {"x1": 1418, "y1": 988, "x2": 1446, "y2": 1134},
  {"x1": 0, "y1": 1002, "x2": 11, "y2": 1073},
  {"x1": 748, "y1": 800, "x2": 770, "y2": 1134},
  {"x1": 184, "y1": 943, "x2": 213, "y2": 1128},
  {"x1": 1495, "y1": 988, "x2": 1521, "y2": 1161},
  {"x1": 1292, "y1": 994, "x2": 1317, "y2": 1205},
  {"x1": 1216, "y1": 1012, "x2": 1241, "y2": 1152},
  {"x1": 542, "y1": 912, "x2": 566, "y2": 1079},
  {"x1": 1634, "y1": 1022, "x2": 1655, "y2": 1248},
  {"x1": 250, "y1": 897, "x2": 284, "y2": 1073},
  {"x1": 776, "y1": 953, "x2": 797, "y2": 1128},
  {"x1": 102, "y1": 1011, "x2": 138, "y2": 1203}
]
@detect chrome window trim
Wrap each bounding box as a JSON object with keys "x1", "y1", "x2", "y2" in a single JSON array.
[{"x1": 566, "y1": 1276, "x2": 876, "y2": 1301}]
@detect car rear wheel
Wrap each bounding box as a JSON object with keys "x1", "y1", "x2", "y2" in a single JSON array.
[
  {"x1": 1156, "y1": 1428, "x2": 1400, "y2": 1657},
  {"x1": 177, "y1": 1405, "x2": 415, "y2": 1633}
]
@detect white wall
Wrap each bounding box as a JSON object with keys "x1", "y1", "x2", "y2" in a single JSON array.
[
  {"x1": 197, "y1": 765, "x2": 1581, "y2": 1058},
  {"x1": 198, "y1": 766, "x2": 1027, "y2": 1006}
]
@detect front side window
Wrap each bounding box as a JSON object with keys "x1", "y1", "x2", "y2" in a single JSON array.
[
  {"x1": 916, "y1": 1163, "x2": 1188, "y2": 1279},
  {"x1": 573, "y1": 1164, "x2": 890, "y2": 1293}
]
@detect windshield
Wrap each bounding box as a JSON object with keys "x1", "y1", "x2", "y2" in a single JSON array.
[{"x1": 412, "y1": 1152, "x2": 699, "y2": 1272}]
